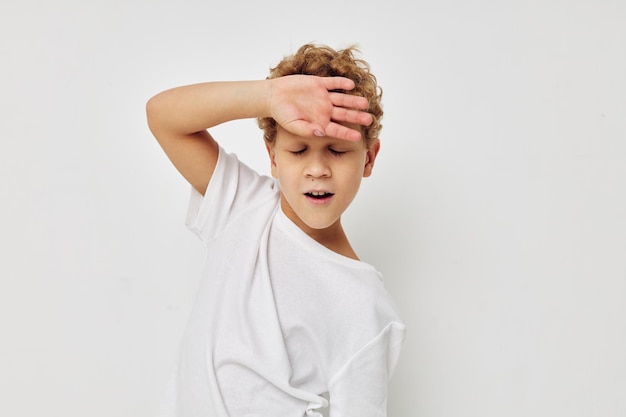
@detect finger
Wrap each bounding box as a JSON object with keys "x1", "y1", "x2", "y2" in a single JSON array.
[
  {"x1": 332, "y1": 107, "x2": 373, "y2": 127},
  {"x1": 284, "y1": 119, "x2": 326, "y2": 138},
  {"x1": 324, "y1": 122, "x2": 363, "y2": 142},
  {"x1": 329, "y1": 92, "x2": 369, "y2": 110},
  {"x1": 322, "y1": 76, "x2": 356, "y2": 92}
]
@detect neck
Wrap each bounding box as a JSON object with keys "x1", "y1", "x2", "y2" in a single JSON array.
[
  {"x1": 308, "y1": 222, "x2": 360, "y2": 261},
  {"x1": 281, "y1": 202, "x2": 360, "y2": 261}
]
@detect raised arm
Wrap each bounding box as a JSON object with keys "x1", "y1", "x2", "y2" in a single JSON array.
[{"x1": 145, "y1": 76, "x2": 372, "y2": 195}]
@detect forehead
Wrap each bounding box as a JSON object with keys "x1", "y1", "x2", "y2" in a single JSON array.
[{"x1": 274, "y1": 126, "x2": 366, "y2": 148}]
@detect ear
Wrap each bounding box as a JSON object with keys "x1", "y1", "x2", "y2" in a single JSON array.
[
  {"x1": 362, "y1": 140, "x2": 381, "y2": 178},
  {"x1": 265, "y1": 143, "x2": 278, "y2": 178}
]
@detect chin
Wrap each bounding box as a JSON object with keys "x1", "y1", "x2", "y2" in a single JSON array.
[{"x1": 301, "y1": 216, "x2": 340, "y2": 231}]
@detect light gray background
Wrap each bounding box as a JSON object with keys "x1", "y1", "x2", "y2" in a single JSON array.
[{"x1": 1, "y1": 1, "x2": 625, "y2": 416}]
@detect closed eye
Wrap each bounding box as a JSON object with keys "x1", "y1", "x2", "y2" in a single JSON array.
[
  {"x1": 289, "y1": 147, "x2": 348, "y2": 156},
  {"x1": 329, "y1": 148, "x2": 347, "y2": 156}
]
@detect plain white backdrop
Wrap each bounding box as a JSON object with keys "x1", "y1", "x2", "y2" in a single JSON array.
[{"x1": 1, "y1": 1, "x2": 625, "y2": 416}]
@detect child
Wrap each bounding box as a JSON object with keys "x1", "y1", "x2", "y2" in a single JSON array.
[{"x1": 146, "y1": 43, "x2": 406, "y2": 417}]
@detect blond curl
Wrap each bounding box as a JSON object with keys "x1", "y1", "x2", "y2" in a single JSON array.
[{"x1": 257, "y1": 43, "x2": 383, "y2": 148}]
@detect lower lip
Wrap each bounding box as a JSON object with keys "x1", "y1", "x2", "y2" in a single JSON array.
[{"x1": 305, "y1": 194, "x2": 333, "y2": 206}]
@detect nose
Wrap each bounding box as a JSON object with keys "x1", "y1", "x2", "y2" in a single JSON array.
[{"x1": 304, "y1": 151, "x2": 331, "y2": 179}]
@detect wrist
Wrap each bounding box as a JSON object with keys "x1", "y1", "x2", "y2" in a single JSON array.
[{"x1": 264, "y1": 78, "x2": 276, "y2": 119}]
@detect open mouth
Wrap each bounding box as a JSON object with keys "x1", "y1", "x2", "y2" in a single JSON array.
[{"x1": 304, "y1": 191, "x2": 334, "y2": 199}]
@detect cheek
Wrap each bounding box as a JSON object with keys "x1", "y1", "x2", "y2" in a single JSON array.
[
  {"x1": 272, "y1": 155, "x2": 291, "y2": 179},
  {"x1": 345, "y1": 158, "x2": 368, "y2": 181},
  {"x1": 275, "y1": 164, "x2": 299, "y2": 189},
  {"x1": 336, "y1": 166, "x2": 365, "y2": 195}
]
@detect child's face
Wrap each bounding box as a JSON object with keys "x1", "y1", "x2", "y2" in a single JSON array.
[{"x1": 267, "y1": 126, "x2": 379, "y2": 233}]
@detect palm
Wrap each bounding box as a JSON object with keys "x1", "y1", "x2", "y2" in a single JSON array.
[{"x1": 270, "y1": 75, "x2": 372, "y2": 142}]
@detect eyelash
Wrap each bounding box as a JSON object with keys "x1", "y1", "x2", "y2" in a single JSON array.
[{"x1": 291, "y1": 148, "x2": 347, "y2": 156}]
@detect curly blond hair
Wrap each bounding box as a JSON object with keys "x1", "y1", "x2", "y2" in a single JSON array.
[{"x1": 257, "y1": 43, "x2": 383, "y2": 148}]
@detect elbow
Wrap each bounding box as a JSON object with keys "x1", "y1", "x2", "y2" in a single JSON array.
[
  {"x1": 146, "y1": 93, "x2": 171, "y2": 138},
  {"x1": 145, "y1": 94, "x2": 160, "y2": 132}
]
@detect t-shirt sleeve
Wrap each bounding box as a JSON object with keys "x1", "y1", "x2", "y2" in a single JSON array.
[
  {"x1": 327, "y1": 322, "x2": 406, "y2": 417},
  {"x1": 185, "y1": 145, "x2": 278, "y2": 242}
]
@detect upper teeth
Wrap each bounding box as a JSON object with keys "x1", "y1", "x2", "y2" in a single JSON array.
[{"x1": 310, "y1": 191, "x2": 327, "y2": 196}]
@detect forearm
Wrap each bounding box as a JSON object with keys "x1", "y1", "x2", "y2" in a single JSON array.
[
  {"x1": 146, "y1": 80, "x2": 271, "y2": 136},
  {"x1": 144, "y1": 75, "x2": 370, "y2": 195}
]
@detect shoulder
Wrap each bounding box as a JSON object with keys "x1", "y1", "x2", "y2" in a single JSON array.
[
  {"x1": 205, "y1": 145, "x2": 279, "y2": 208},
  {"x1": 337, "y1": 264, "x2": 404, "y2": 327},
  {"x1": 186, "y1": 145, "x2": 279, "y2": 241},
  {"x1": 322, "y1": 266, "x2": 405, "y2": 354}
]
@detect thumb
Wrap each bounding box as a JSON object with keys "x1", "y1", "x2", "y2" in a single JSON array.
[
  {"x1": 283, "y1": 119, "x2": 325, "y2": 138},
  {"x1": 312, "y1": 126, "x2": 325, "y2": 137}
]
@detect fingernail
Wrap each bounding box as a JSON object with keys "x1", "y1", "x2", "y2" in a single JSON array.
[{"x1": 314, "y1": 130, "x2": 325, "y2": 137}]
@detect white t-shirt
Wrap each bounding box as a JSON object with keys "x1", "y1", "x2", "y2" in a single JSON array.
[{"x1": 157, "y1": 146, "x2": 406, "y2": 417}]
